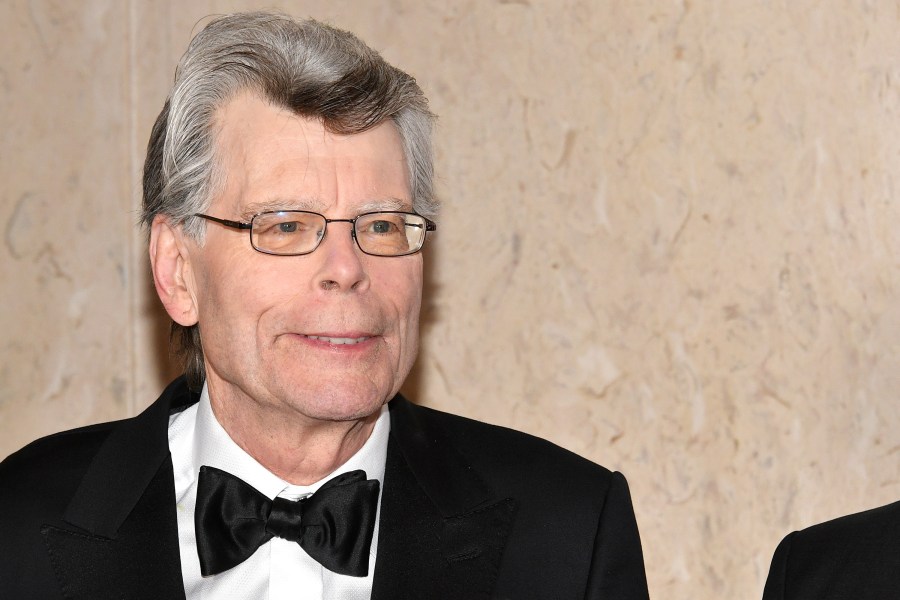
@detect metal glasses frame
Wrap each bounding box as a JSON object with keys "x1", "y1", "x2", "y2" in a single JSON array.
[{"x1": 192, "y1": 210, "x2": 437, "y2": 257}]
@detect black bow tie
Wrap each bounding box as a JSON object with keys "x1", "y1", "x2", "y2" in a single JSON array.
[{"x1": 195, "y1": 465, "x2": 380, "y2": 577}]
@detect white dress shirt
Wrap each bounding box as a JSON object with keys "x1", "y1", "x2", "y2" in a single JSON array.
[{"x1": 167, "y1": 384, "x2": 390, "y2": 600}]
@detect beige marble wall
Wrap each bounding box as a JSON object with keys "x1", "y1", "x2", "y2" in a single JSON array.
[{"x1": 4, "y1": 1, "x2": 900, "y2": 598}]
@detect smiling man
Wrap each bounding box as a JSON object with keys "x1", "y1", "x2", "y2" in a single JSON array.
[{"x1": 0, "y1": 12, "x2": 649, "y2": 600}]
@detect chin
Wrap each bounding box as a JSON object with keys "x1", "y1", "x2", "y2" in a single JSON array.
[
  {"x1": 289, "y1": 388, "x2": 389, "y2": 423},
  {"x1": 302, "y1": 404, "x2": 385, "y2": 423}
]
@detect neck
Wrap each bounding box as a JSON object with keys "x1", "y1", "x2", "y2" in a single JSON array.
[{"x1": 206, "y1": 385, "x2": 381, "y2": 485}]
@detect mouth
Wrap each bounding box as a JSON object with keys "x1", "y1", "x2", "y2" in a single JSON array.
[{"x1": 302, "y1": 334, "x2": 372, "y2": 345}]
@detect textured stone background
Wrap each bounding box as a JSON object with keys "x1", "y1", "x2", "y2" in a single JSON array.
[{"x1": 3, "y1": 1, "x2": 900, "y2": 598}]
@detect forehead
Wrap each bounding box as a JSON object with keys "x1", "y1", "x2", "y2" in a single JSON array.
[{"x1": 211, "y1": 92, "x2": 410, "y2": 216}]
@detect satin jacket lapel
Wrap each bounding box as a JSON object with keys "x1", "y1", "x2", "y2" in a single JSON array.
[
  {"x1": 42, "y1": 378, "x2": 196, "y2": 600},
  {"x1": 372, "y1": 397, "x2": 517, "y2": 600}
]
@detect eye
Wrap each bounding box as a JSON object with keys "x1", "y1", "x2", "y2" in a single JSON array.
[
  {"x1": 359, "y1": 215, "x2": 406, "y2": 236},
  {"x1": 278, "y1": 221, "x2": 298, "y2": 233},
  {"x1": 370, "y1": 220, "x2": 396, "y2": 234}
]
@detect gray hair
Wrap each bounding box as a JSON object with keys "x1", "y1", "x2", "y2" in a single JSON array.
[{"x1": 141, "y1": 12, "x2": 436, "y2": 390}]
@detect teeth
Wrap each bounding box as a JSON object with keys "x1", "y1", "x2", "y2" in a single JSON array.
[{"x1": 306, "y1": 335, "x2": 369, "y2": 345}]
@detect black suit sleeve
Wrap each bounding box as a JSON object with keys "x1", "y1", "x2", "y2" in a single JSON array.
[
  {"x1": 585, "y1": 471, "x2": 650, "y2": 600},
  {"x1": 762, "y1": 533, "x2": 793, "y2": 600}
]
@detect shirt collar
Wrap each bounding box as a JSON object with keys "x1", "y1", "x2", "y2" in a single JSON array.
[{"x1": 192, "y1": 382, "x2": 390, "y2": 500}]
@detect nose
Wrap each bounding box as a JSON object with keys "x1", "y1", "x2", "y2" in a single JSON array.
[{"x1": 312, "y1": 221, "x2": 369, "y2": 292}]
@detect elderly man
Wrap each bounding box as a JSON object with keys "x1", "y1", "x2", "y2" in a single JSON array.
[{"x1": 0, "y1": 12, "x2": 649, "y2": 599}]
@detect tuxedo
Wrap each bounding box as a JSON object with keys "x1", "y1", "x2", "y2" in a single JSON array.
[
  {"x1": 762, "y1": 499, "x2": 900, "y2": 600},
  {"x1": 0, "y1": 377, "x2": 649, "y2": 599}
]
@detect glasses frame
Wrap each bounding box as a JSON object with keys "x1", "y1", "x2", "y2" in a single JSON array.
[{"x1": 192, "y1": 210, "x2": 436, "y2": 257}]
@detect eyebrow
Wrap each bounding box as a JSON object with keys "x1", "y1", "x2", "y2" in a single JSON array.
[
  {"x1": 240, "y1": 197, "x2": 411, "y2": 219},
  {"x1": 357, "y1": 197, "x2": 409, "y2": 212},
  {"x1": 240, "y1": 198, "x2": 315, "y2": 219}
]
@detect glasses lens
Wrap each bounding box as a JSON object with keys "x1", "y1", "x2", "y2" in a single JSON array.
[
  {"x1": 251, "y1": 211, "x2": 325, "y2": 255},
  {"x1": 355, "y1": 212, "x2": 427, "y2": 256}
]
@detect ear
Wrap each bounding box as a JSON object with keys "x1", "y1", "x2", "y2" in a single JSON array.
[{"x1": 149, "y1": 215, "x2": 199, "y2": 326}]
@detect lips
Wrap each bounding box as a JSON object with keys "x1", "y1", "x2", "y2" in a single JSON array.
[{"x1": 303, "y1": 334, "x2": 371, "y2": 345}]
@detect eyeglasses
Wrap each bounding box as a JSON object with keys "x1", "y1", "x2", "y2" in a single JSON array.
[{"x1": 192, "y1": 210, "x2": 436, "y2": 257}]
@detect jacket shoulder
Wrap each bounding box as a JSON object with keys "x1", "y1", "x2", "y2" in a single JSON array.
[
  {"x1": 765, "y1": 500, "x2": 900, "y2": 599},
  {"x1": 396, "y1": 399, "x2": 617, "y2": 497},
  {"x1": 0, "y1": 419, "x2": 121, "y2": 595},
  {"x1": 0, "y1": 420, "x2": 119, "y2": 517},
  {"x1": 797, "y1": 499, "x2": 900, "y2": 543},
  {"x1": 786, "y1": 498, "x2": 900, "y2": 560},
  {"x1": 0, "y1": 377, "x2": 194, "y2": 519},
  {"x1": 390, "y1": 399, "x2": 648, "y2": 599}
]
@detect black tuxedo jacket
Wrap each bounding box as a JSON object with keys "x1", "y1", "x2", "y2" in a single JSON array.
[
  {"x1": 0, "y1": 377, "x2": 648, "y2": 599},
  {"x1": 762, "y1": 499, "x2": 900, "y2": 600}
]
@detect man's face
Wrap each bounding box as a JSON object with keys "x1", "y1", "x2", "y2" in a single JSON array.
[{"x1": 181, "y1": 92, "x2": 422, "y2": 424}]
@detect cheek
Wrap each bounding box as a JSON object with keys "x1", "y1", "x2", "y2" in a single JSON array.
[
  {"x1": 403, "y1": 287, "x2": 423, "y2": 331},
  {"x1": 391, "y1": 262, "x2": 423, "y2": 335},
  {"x1": 192, "y1": 250, "x2": 273, "y2": 331},
  {"x1": 397, "y1": 276, "x2": 422, "y2": 375}
]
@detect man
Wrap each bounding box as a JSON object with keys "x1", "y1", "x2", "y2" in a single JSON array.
[
  {"x1": 762, "y1": 500, "x2": 900, "y2": 599},
  {"x1": 0, "y1": 12, "x2": 649, "y2": 599}
]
